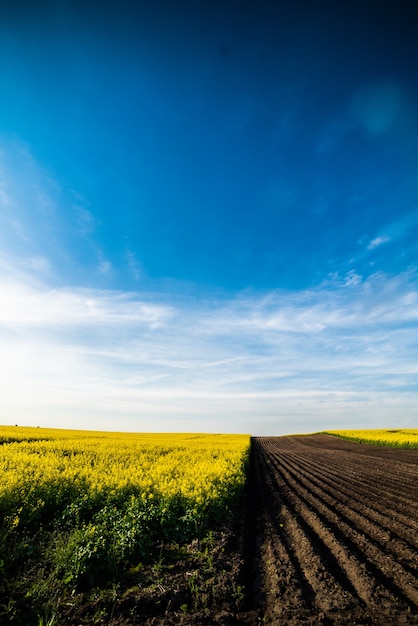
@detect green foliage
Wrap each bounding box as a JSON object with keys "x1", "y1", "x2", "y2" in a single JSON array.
[{"x1": 54, "y1": 498, "x2": 154, "y2": 589}]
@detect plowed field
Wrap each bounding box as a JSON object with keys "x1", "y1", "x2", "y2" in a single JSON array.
[{"x1": 244, "y1": 434, "x2": 418, "y2": 625}]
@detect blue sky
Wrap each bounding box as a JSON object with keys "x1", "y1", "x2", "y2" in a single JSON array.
[{"x1": 0, "y1": 0, "x2": 417, "y2": 434}]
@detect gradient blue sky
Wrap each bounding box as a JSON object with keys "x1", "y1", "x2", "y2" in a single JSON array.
[{"x1": 1, "y1": 0, "x2": 417, "y2": 434}]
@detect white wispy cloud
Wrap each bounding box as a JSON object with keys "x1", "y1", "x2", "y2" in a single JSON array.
[
  {"x1": 0, "y1": 139, "x2": 118, "y2": 285},
  {"x1": 364, "y1": 212, "x2": 418, "y2": 260},
  {"x1": 0, "y1": 279, "x2": 172, "y2": 328},
  {"x1": 1, "y1": 263, "x2": 417, "y2": 434},
  {"x1": 367, "y1": 235, "x2": 390, "y2": 250},
  {"x1": 98, "y1": 258, "x2": 113, "y2": 276}
]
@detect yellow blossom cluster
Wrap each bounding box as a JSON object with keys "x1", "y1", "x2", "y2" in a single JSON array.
[{"x1": 324, "y1": 428, "x2": 418, "y2": 449}]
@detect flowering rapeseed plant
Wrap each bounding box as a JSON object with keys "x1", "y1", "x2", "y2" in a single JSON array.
[
  {"x1": 0, "y1": 426, "x2": 250, "y2": 588},
  {"x1": 324, "y1": 428, "x2": 418, "y2": 449}
]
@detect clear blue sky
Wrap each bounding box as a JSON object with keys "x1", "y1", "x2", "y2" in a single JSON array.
[{"x1": 1, "y1": 0, "x2": 417, "y2": 434}]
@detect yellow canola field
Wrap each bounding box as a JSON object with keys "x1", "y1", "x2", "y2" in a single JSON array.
[
  {"x1": 0, "y1": 426, "x2": 250, "y2": 503},
  {"x1": 0, "y1": 426, "x2": 250, "y2": 589},
  {"x1": 0, "y1": 427, "x2": 250, "y2": 516},
  {"x1": 324, "y1": 428, "x2": 418, "y2": 449}
]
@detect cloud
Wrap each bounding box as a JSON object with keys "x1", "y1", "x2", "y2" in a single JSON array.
[
  {"x1": 0, "y1": 279, "x2": 172, "y2": 329},
  {"x1": 365, "y1": 212, "x2": 418, "y2": 255},
  {"x1": 0, "y1": 139, "x2": 118, "y2": 285},
  {"x1": 0, "y1": 141, "x2": 66, "y2": 274},
  {"x1": 343, "y1": 270, "x2": 362, "y2": 286},
  {"x1": 1, "y1": 263, "x2": 417, "y2": 434},
  {"x1": 367, "y1": 235, "x2": 391, "y2": 250},
  {"x1": 98, "y1": 258, "x2": 113, "y2": 276}
]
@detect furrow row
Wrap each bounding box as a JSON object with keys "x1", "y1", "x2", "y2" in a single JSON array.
[
  {"x1": 252, "y1": 443, "x2": 313, "y2": 621},
  {"x1": 282, "y1": 450, "x2": 418, "y2": 536},
  {"x1": 278, "y1": 451, "x2": 418, "y2": 563},
  {"x1": 255, "y1": 438, "x2": 418, "y2": 619}
]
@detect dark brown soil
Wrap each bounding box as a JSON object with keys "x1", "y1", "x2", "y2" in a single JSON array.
[
  {"x1": 243, "y1": 434, "x2": 418, "y2": 625},
  {"x1": 60, "y1": 529, "x2": 246, "y2": 625}
]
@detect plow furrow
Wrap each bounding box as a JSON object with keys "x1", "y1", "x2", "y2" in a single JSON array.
[{"x1": 248, "y1": 435, "x2": 418, "y2": 625}]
